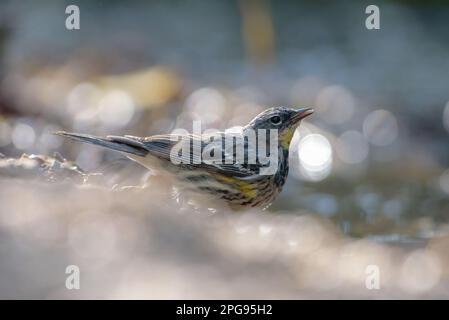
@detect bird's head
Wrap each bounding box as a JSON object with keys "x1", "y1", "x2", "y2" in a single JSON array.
[{"x1": 245, "y1": 106, "x2": 314, "y2": 149}]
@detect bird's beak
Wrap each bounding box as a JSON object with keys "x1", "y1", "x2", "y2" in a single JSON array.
[{"x1": 292, "y1": 107, "x2": 314, "y2": 123}]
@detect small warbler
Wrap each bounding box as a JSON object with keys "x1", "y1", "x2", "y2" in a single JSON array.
[{"x1": 57, "y1": 106, "x2": 313, "y2": 209}]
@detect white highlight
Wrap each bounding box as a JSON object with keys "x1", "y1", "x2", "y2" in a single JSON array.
[
  {"x1": 98, "y1": 90, "x2": 135, "y2": 128},
  {"x1": 298, "y1": 134, "x2": 332, "y2": 181}
]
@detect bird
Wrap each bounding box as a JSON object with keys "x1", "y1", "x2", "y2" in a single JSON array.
[{"x1": 56, "y1": 106, "x2": 313, "y2": 210}]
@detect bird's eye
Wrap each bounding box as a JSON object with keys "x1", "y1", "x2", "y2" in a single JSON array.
[{"x1": 270, "y1": 115, "x2": 282, "y2": 125}]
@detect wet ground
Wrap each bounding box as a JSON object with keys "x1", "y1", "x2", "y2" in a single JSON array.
[{"x1": 1, "y1": 154, "x2": 449, "y2": 299}]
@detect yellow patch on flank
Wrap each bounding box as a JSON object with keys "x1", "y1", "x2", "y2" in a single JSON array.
[
  {"x1": 279, "y1": 127, "x2": 295, "y2": 149},
  {"x1": 215, "y1": 175, "x2": 258, "y2": 199},
  {"x1": 238, "y1": 183, "x2": 258, "y2": 199}
]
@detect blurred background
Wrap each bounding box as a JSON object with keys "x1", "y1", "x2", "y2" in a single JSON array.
[{"x1": 1, "y1": 0, "x2": 449, "y2": 298}]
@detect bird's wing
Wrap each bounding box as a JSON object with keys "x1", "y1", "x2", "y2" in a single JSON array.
[
  {"x1": 139, "y1": 133, "x2": 260, "y2": 178},
  {"x1": 56, "y1": 131, "x2": 262, "y2": 178}
]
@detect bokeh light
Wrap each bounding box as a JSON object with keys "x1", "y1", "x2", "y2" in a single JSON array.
[
  {"x1": 399, "y1": 250, "x2": 442, "y2": 293},
  {"x1": 67, "y1": 82, "x2": 101, "y2": 116},
  {"x1": 363, "y1": 109, "x2": 398, "y2": 146},
  {"x1": 38, "y1": 125, "x2": 63, "y2": 150},
  {"x1": 229, "y1": 103, "x2": 264, "y2": 126},
  {"x1": 336, "y1": 130, "x2": 369, "y2": 164},
  {"x1": 298, "y1": 134, "x2": 333, "y2": 181},
  {"x1": 98, "y1": 90, "x2": 135, "y2": 128},
  {"x1": 186, "y1": 87, "x2": 226, "y2": 125},
  {"x1": 315, "y1": 85, "x2": 355, "y2": 125},
  {"x1": 11, "y1": 122, "x2": 36, "y2": 150}
]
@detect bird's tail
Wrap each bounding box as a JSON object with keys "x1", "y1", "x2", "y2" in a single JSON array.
[{"x1": 55, "y1": 131, "x2": 149, "y2": 157}]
